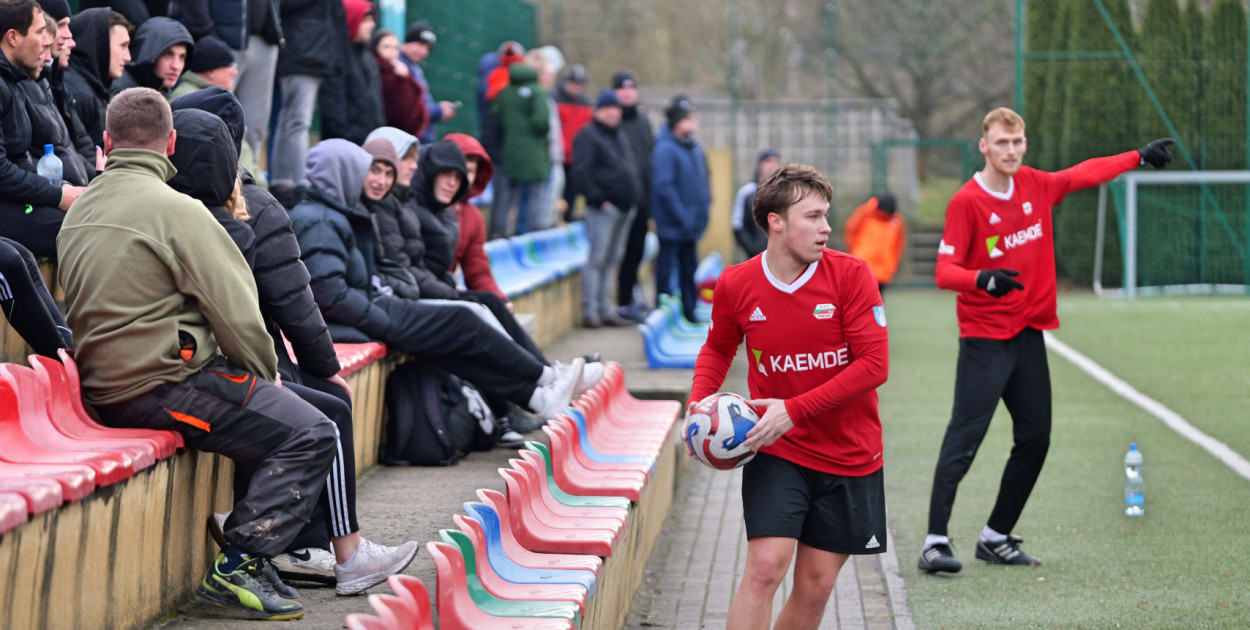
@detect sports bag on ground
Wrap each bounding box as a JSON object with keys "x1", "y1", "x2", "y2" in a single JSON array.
[{"x1": 381, "y1": 362, "x2": 498, "y2": 466}]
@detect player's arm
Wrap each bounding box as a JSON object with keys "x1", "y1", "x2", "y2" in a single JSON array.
[
  {"x1": 1049, "y1": 139, "x2": 1174, "y2": 198},
  {"x1": 746, "y1": 262, "x2": 889, "y2": 450},
  {"x1": 933, "y1": 198, "x2": 1023, "y2": 298},
  {"x1": 689, "y1": 274, "x2": 743, "y2": 408}
]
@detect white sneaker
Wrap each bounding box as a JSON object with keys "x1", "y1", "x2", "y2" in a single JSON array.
[
  {"x1": 334, "y1": 538, "x2": 419, "y2": 596},
  {"x1": 496, "y1": 430, "x2": 525, "y2": 448},
  {"x1": 273, "y1": 547, "x2": 337, "y2": 585},
  {"x1": 555, "y1": 359, "x2": 602, "y2": 396},
  {"x1": 531, "y1": 358, "x2": 583, "y2": 421}
]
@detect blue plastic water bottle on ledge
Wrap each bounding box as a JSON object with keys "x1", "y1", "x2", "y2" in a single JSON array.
[{"x1": 1124, "y1": 443, "x2": 1144, "y2": 517}]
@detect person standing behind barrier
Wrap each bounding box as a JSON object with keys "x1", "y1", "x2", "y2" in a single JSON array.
[
  {"x1": 613, "y1": 70, "x2": 656, "y2": 322},
  {"x1": 652, "y1": 95, "x2": 710, "y2": 323},
  {"x1": 554, "y1": 63, "x2": 590, "y2": 222},
  {"x1": 528, "y1": 49, "x2": 562, "y2": 232},
  {"x1": 269, "y1": 0, "x2": 343, "y2": 208},
  {"x1": 372, "y1": 28, "x2": 427, "y2": 140},
  {"x1": 733, "y1": 149, "x2": 781, "y2": 260},
  {"x1": 59, "y1": 87, "x2": 337, "y2": 620},
  {"x1": 489, "y1": 50, "x2": 550, "y2": 239},
  {"x1": 398, "y1": 20, "x2": 454, "y2": 145},
  {"x1": 571, "y1": 89, "x2": 640, "y2": 329},
  {"x1": 317, "y1": 0, "x2": 382, "y2": 146},
  {"x1": 843, "y1": 192, "x2": 906, "y2": 293}
]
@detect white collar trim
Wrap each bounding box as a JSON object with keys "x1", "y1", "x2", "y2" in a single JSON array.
[
  {"x1": 974, "y1": 172, "x2": 1014, "y2": 201},
  {"x1": 762, "y1": 253, "x2": 818, "y2": 294}
]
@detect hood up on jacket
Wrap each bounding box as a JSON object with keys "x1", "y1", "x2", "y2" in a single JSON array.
[
  {"x1": 124, "y1": 17, "x2": 194, "y2": 89},
  {"x1": 365, "y1": 126, "x2": 418, "y2": 162},
  {"x1": 444, "y1": 132, "x2": 493, "y2": 198},
  {"x1": 342, "y1": 0, "x2": 373, "y2": 43},
  {"x1": 67, "y1": 8, "x2": 114, "y2": 94},
  {"x1": 171, "y1": 86, "x2": 245, "y2": 157},
  {"x1": 306, "y1": 138, "x2": 372, "y2": 212},
  {"x1": 168, "y1": 109, "x2": 238, "y2": 207},
  {"x1": 412, "y1": 139, "x2": 469, "y2": 212}
]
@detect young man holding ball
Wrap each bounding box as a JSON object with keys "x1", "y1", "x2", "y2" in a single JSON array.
[{"x1": 688, "y1": 163, "x2": 890, "y2": 630}]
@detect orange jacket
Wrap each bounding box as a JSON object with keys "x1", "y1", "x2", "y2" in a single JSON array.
[{"x1": 844, "y1": 198, "x2": 907, "y2": 284}]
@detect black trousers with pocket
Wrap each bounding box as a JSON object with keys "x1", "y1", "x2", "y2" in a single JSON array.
[
  {"x1": 0, "y1": 237, "x2": 73, "y2": 358},
  {"x1": 96, "y1": 357, "x2": 338, "y2": 558},
  {"x1": 926, "y1": 327, "x2": 1052, "y2": 537}
]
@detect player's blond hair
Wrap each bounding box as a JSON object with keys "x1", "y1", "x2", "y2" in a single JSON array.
[
  {"x1": 982, "y1": 107, "x2": 1025, "y2": 136},
  {"x1": 753, "y1": 163, "x2": 833, "y2": 229}
]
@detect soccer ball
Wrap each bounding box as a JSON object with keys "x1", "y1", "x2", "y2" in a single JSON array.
[{"x1": 682, "y1": 392, "x2": 759, "y2": 470}]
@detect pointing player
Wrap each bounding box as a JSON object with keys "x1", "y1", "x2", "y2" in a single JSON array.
[
  {"x1": 918, "y1": 107, "x2": 1173, "y2": 573},
  {"x1": 689, "y1": 164, "x2": 890, "y2": 630}
]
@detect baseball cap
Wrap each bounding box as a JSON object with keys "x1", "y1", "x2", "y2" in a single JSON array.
[{"x1": 405, "y1": 20, "x2": 436, "y2": 45}]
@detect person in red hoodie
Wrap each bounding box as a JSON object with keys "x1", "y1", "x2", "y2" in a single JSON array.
[{"x1": 445, "y1": 132, "x2": 509, "y2": 307}]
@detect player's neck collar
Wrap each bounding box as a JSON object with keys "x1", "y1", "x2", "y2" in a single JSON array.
[
  {"x1": 761, "y1": 252, "x2": 819, "y2": 294},
  {"x1": 974, "y1": 171, "x2": 1014, "y2": 201}
]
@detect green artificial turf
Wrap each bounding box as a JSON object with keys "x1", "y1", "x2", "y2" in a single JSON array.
[{"x1": 878, "y1": 290, "x2": 1250, "y2": 629}]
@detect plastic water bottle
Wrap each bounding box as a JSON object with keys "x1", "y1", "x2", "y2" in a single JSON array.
[
  {"x1": 1124, "y1": 443, "x2": 1144, "y2": 517},
  {"x1": 37, "y1": 144, "x2": 62, "y2": 187}
]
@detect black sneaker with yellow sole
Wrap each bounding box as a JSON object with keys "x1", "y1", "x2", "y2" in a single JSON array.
[{"x1": 198, "y1": 554, "x2": 305, "y2": 620}]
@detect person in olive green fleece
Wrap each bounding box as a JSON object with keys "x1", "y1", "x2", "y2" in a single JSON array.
[
  {"x1": 56, "y1": 87, "x2": 336, "y2": 621},
  {"x1": 488, "y1": 58, "x2": 550, "y2": 239}
]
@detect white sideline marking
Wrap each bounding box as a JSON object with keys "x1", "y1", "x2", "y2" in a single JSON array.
[{"x1": 1044, "y1": 331, "x2": 1250, "y2": 482}]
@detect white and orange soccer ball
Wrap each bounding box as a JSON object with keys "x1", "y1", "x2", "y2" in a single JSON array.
[{"x1": 682, "y1": 392, "x2": 759, "y2": 470}]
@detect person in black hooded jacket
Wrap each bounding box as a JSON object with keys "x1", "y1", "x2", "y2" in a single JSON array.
[
  {"x1": 22, "y1": 10, "x2": 93, "y2": 187},
  {"x1": 316, "y1": 0, "x2": 382, "y2": 145},
  {"x1": 110, "y1": 16, "x2": 193, "y2": 99},
  {"x1": 64, "y1": 8, "x2": 130, "y2": 148},
  {"x1": 167, "y1": 106, "x2": 419, "y2": 594}
]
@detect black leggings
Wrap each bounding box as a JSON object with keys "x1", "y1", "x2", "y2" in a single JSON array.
[
  {"x1": 617, "y1": 203, "x2": 651, "y2": 307},
  {"x1": 927, "y1": 328, "x2": 1052, "y2": 537},
  {"x1": 459, "y1": 289, "x2": 547, "y2": 365},
  {"x1": 0, "y1": 237, "x2": 73, "y2": 358}
]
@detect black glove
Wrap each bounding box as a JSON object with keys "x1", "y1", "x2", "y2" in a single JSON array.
[
  {"x1": 976, "y1": 268, "x2": 1024, "y2": 298},
  {"x1": 1138, "y1": 138, "x2": 1175, "y2": 169}
]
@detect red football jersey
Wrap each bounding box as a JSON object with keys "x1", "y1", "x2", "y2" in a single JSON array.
[
  {"x1": 690, "y1": 249, "x2": 889, "y2": 476},
  {"x1": 935, "y1": 151, "x2": 1140, "y2": 339}
]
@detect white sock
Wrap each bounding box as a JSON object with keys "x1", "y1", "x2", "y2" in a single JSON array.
[
  {"x1": 537, "y1": 365, "x2": 555, "y2": 387},
  {"x1": 924, "y1": 534, "x2": 950, "y2": 549},
  {"x1": 981, "y1": 525, "x2": 1007, "y2": 543},
  {"x1": 528, "y1": 385, "x2": 549, "y2": 413}
]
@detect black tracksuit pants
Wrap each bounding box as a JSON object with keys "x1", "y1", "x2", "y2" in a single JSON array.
[
  {"x1": 927, "y1": 327, "x2": 1052, "y2": 537},
  {"x1": 0, "y1": 238, "x2": 73, "y2": 358},
  {"x1": 657, "y1": 238, "x2": 698, "y2": 322},
  {"x1": 617, "y1": 203, "x2": 651, "y2": 308},
  {"x1": 0, "y1": 201, "x2": 63, "y2": 259}
]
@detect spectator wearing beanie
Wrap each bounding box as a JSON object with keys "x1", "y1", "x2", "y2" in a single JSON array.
[
  {"x1": 168, "y1": 35, "x2": 235, "y2": 99},
  {"x1": 611, "y1": 70, "x2": 657, "y2": 321},
  {"x1": 570, "y1": 88, "x2": 641, "y2": 328},
  {"x1": 398, "y1": 20, "x2": 454, "y2": 145},
  {"x1": 651, "y1": 94, "x2": 710, "y2": 323}
]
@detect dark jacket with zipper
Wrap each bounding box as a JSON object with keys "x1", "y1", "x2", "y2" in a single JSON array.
[
  {"x1": 409, "y1": 139, "x2": 469, "y2": 296},
  {"x1": 24, "y1": 76, "x2": 93, "y2": 186},
  {"x1": 168, "y1": 0, "x2": 282, "y2": 49},
  {"x1": 0, "y1": 51, "x2": 63, "y2": 208},
  {"x1": 64, "y1": 9, "x2": 114, "y2": 148},
  {"x1": 276, "y1": 0, "x2": 342, "y2": 77},
  {"x1": 570, "y1": 118, "x2": 640, "y2": 213},
  {"x1": 110, "y1": 17, "x2": 195, "y2": 98}
]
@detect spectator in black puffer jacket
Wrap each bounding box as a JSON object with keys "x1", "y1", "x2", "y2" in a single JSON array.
[
  {"x1": 316, "y1": 0, "x2": 382, "y2": 145},
  {"x1": 360, "y1": 137, "x2": 420, "y2": 301},
  {"x1": 166, "y1": 104, "x2": 419, "y2": 594},
  {"x1": 23, "y1": 9, "x2": 93, "y2": 186}
]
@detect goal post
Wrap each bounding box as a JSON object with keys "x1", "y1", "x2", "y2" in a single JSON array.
[{"x1": 1094, "y1": 170, "x2": 1250, "y2": 298}]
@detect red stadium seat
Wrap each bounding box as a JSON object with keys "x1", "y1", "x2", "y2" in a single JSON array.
[
  {"x1": 344, "y1": 613, "x2": 390, "y2": 630},
  {"x1": 367, "y1": 593, "x2": 414, "y2": 630},
  {"x1": 509, "y1": 456, "x2": 629, "y2": 525},
  {"x1": 385, "y1": 574, "x2": 435, "y2": 630},
  {"x1": 0, "y1": 491, "x2": 28, "y2": 534},
  {"x1": 0, "y1": 471, "x2": 62, "y2": 514},
  {"x1": 546, "y1": 418, "x2": 651, "y2": 477},
  {"x1": 541, "y1": 424, "x2": 645, "y2": 502},
  {"x1": 498, "y1": 468, "x2": 616, "y2": 556},
  {"x1": 426, "y1": 541, "x2": 575, "y2": 630},
  {"x1": 334, "y1": 343, "x2": 388, "y2": 378},
  {"x1": 474, "y1": 489, "x2": 603, "y2": 575},
  {"x1": 57, "y1": 350, "x2": 182, "y2": 455},
  {"x1": 440, "y1": 523, "x2": 588, "y2": 614},
  {"x1": 0, "y1": 367, "x2": 130, "y2": 486},
  {"x1": 0, "y1": 459, "x2": 93, "y2": 501}
]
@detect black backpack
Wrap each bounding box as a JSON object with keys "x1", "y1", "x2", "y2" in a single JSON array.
[{"x1": 381, "y1": 362, "x2": 499, "y2": 466}]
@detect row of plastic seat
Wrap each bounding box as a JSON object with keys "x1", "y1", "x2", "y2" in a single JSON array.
[
  {"x1": 484, "y1": 222, "x2": 660, "y2": 300},
  {"x1": 638, "y1": 296, "x2": 711, "y2": 369},
  {"x1": 0, "y1": 343, "x2": 389, "y2": 536},
  {"x1": 346, "y1": 362, "x2": 680, "y2": 630}
]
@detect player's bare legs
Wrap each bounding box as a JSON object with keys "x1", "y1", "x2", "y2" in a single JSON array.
[
  {"x1": 727, "y1": 537, "x2": 796, "y2": 630},
  {"x1": 773, "y1": 543, "x2": 848, "y2": 630}
]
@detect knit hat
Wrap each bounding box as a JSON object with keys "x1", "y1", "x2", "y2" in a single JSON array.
[
  {"x1": 664, "y1": 95, "x2": 695, "y2": 128},
  {"x1": 877, "y1": 192, "x2": 897, "y2": 214},
  {"x1": 190, "y1": 35, "x2": 234, "y2": 73},
  {"x1": 565, "y1": 64, "x2": 587, "y2": 84},
  {"x1": 404, "y1": 20, "x2": 435, "y2": 44},
  {"x1": 37, "y1": 0, "x2": 70, "y2": 21},
  {"x1": 498, "y1": 41, "x2": 525, "y2": 65},
  {"x1": 757, "y1": 149, "x2": 780, "y2": 163},
  {"x1": 595, "y1": 88, "x2": 620, "y2": 110},
  {"x1": 612, "y1": 70, "x2": 635, "y2": 89},
  {"x1": 362, "y1": 137, "x2": 399, "y2": 174}
]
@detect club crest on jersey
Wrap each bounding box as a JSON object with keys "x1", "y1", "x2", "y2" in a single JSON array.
[
  {"x1": 985, "y1": 235, "x2": 1005, "y2": 258},
  {"x1": 1022, "y1": 201, "x2": 1033, "y2": 215},
  {"x1": 873, "y1": 306, "x2": 887, "y2": 327},
  {"x1": 749, "y1": 307, "x2": 766, "y2": 322},
  {"x1": 988, "y1": 212, "x2": 1002, "y2": 225},
  {"x1": 813, "y1": 303, "x2": 835, "y2": 320}
]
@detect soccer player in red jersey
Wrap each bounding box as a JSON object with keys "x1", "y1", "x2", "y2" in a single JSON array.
[
  {"x1": 918, "y1": 108, "x2": 1173, "y2": 574},
  {"x1": 689, "y1": 164, "x2": 890, "y2": 630}
]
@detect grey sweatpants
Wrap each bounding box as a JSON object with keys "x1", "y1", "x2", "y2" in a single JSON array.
[
  {"x1": 582, "y1": 203, "x2": 636, "y2": 319},
  {"x1": 95, "y1": 356, "x2": 337, "y2": 558}
]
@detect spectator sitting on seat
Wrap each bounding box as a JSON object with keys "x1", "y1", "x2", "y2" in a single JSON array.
[
  {"x1": 398, "y1": 19, "x2": 453, "y2": 145},
  {"x1": 168, "y1": 35, "x2": 234, "y2": 99},
  {"x1": 371, "y1": 27, "x2": 427, "y2": 139},
  {"x1": 442, "y1": 131, "x2": 507, "y2": 303},
  {"x1": 0, "y1": 0, "x2": 85, "y2": 256},
  {"x1": 109, "y1": 16, "x2": 193, "y2": 100},
  {"x1": 58, "y1": 86, "x2": 337, "y2": 620},
  {"x1": 0, "y1": 237, "x2": 73, "y2": 357},
  {"x1": 316, "y1": 0, "x2": 382, "y2": 145},
  {"x1": 166, "y1": 105, "x2": 418, "y2": 596},
  {"x1": 64, "y1": 8, "x2": 130, "y2": 147},
  {"x1": 37, "y1": 0, "x2": 98, "y2": 170},
  {"x1": 732, "y1": 149, "x2": 781, "y2": 260},
  {"x1": 23, "y1": 9, "x2": 94, "y2": 186},
  {"x1": 289, "y1": 138, "x2": 587, "y2": 425}
]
